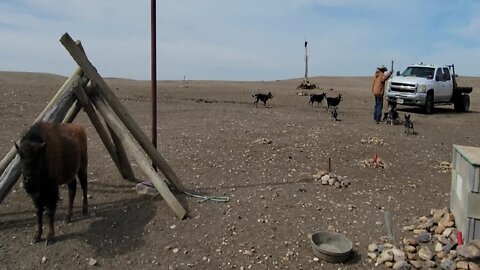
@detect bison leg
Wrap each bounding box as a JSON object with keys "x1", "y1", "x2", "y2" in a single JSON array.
[
  {"x1": 45, "y1": 205, "x2": 56, "y2": 245},
  {"x1": 66, "y1": 180, "x2": 77, "y2": 223},
  {"x1": 78, "y1": 170, "x2": 88, "y2": 216},
  {"x1": 32, "y1": 204, "x2": 44, "y2": 244}
]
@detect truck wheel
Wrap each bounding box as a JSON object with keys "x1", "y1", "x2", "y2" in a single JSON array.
[
  {"x1": 454, "y1": 94, "x2": 470, "y2": 112},
  {"x1": 424, "y1": 93, "x2": 434, "y2": 114}
]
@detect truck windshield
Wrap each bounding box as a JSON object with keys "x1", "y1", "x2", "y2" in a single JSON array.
[{"x1": 401, "y1": 67, "x2": 435, "y2": 79}]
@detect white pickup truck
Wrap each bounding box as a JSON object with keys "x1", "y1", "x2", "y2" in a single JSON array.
[{"x1": 386, "y1": 64, "x2": 472, "y2": 114}]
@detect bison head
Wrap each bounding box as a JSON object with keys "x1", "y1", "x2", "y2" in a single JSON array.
[{"x1": 15, "y1": 141, "x2": 46, "y2": 195}]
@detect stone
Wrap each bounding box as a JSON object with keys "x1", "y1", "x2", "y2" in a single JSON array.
[
  {"x1": 321, "y1": 175, "x2": 330, "y2": 182},
  {"x1": 383, "y1": 243, "x2": 394, "y2": 249},
  {"x1": 435, "y1": 242, "x2": 444, "y2": 252},
  {"x1": 409, "y1": 260, "x2": 421, "y2": 269},
  {"x1": 367, "y1": 252, "x2": 377, "y2": 259},
  {"x1": 385, "y1": 261, "x2": 394, "y2": 268},
  {"x1": 457, "y1": 261, "x2": 469, "y2": 269},
  {"x1": 334, "y1": 181, "x2": 341, "y2": 188},
  {"x1": 440, "y1": 259, "x2": 456, "y2": 270},
  {"x1": 88, "y1": 258, "x2": 97, "y2": 266},
  {"x1": 328, "y1": 177, "x2": 337, "y2": 185},
  {"x1": 368, "y1": 243, "x2": 379, "y2": 253},
  {"x1": 402, "y1": 225, "x2": 415, "y2": 232},
  {"x1": 437, "y1": 251, "x2": 447, "y2": 259},
  {"x1": 403, "y1": 238, "x2": 419, "y2": 246},
  {"x1": 469, "y1": 262, "x2": 480, "y2": 270},
  {"x1": 418, "y1": 246, "x2": 433, "y2": 261},
  {"x1": 413, "y1": 229, "x2": 427, "y2": 235},
  {"x1": 437, "y1": 235, "x2": 450, "y2": 245},
  {"x1": 393, "y1": 261, "x2": 411, "y2": 270},
  {"x1": 405, "y1": 245, "x2": 416, "y2": 253},
  {"x1": 407, "y1": 252, "x2": 416, "y2": 260},
  {"x1": 418, "y1": 219, "x2": 434, "y2": 230},
  {"x1": 392, "y1": 248, "x2": 406, "y2": 262},
  {"x1": 443, "y1": 242, "x2": 457, "y2": 253},
  {"x1": 435, "y1": 225, "x2": 446, "y2": 235},
  {"x1": 431, "y1": 207, "x2": 449, "y2": 221},
  {"x1": 321, "y1": 178, "x2": 329, "y2": 185},
  {"x1": 41, "y1": 257, "x2": 47, "y2": 264},
  {"x1": 471, "y1": 240, "x2": 480, "y2": 250},
  {"x1": 443, "y1": 228, "x2": 453, "y2": 238},
  {"x1": 439, "y1": 214, "x2": 455, "y2": 228},
  {"x1": 457, "y1": 244, "x2": 480, "y2": 259},
  {"x1": 416, "y1": 232, "x2": 432, "y2": 243},
  {"x1": 425, "y1": 260, "x2": 436, "y2": 268},
  {"x1": 377, "y1": 249, "x2": 394, "y2": 264}
]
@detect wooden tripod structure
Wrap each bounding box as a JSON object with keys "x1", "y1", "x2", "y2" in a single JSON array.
[{"x1": 0, "y1": 33, "x2": 186, "y2": 219}]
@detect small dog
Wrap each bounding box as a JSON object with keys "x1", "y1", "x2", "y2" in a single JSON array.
[
  {"x1": 253, "y1": 91, "x2": 273, "y2": 107},
  {"x1": 404, "y1": 114, "x2": 415, "y2": 135},
  {"x1": 383, "y1": 101, "x2": 400, "y2": 125},
  {"x1": 326, "y1": 94, "x2": 343, "y2": 110},
  {"x1": 328, "y1": 106, "x2": 339, "y2": 121},
  {"x1": 309, "y1": 93, "x2": 326, "y2": 106}
]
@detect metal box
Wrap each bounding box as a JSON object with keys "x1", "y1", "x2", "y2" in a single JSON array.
[{"x1": 450, "y1": 145, "x2": 480, "y2": 243}]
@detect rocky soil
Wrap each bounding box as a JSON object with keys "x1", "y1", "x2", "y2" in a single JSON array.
[{"x1": 0, "y1": 72, "x2": 480, "y2": 269}]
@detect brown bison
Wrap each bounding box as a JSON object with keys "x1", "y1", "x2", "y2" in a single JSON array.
[{"x1": 15, "y1": 122, "x2": 88, "y2": 245}]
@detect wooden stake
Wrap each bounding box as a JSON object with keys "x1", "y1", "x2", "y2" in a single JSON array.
[{"x1": 91, "y1": 95, "x2": 186, "y2": 219}]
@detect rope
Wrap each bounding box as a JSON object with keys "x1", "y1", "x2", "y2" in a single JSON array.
[{"x1": 183, "y1": 191, "x2": 230, "y2": 203}]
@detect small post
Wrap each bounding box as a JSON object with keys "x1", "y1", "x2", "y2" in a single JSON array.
[{"x1": 328, "y1": 157, "x2": 331, "y2": 173}]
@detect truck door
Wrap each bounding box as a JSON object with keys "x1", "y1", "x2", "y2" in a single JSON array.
[
  {"x1": 434, "y1": 68, "x2": 446, "y2": 102},
  {"x1": 442, "y1": 67, "x2": 453, "y2": 102}
]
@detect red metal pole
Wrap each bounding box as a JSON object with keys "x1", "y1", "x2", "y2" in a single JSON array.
[{"x1": 151, "y1": 0, "x2": 157, "y2": 150}]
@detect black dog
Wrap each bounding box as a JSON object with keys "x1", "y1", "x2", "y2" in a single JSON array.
[
  {"x1": 404, "y1": 114, "x2": 415, "y2": 135},
  {"x1": 309, "y1": 93, "x2": 326, "y2": 106},
  {"x1": 326, "y1": 94, "x2": 343, "y2": 110},
  {"x1": 253, "y1": 91, "x2": 273, "y2": 107},
  {"x1": 383, "y1": 101, "x2": 400, "y2": 125}
]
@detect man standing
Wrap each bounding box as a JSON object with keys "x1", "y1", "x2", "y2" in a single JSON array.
[{"x1": 372, "y1": 65, "x2": 392, "y2": 124}]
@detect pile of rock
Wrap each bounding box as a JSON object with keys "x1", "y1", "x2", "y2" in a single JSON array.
[
  {"x1": 361, "y1": 136, "x2": 387, "y2": 145},
  {"x1": 367, "y1": 207, "x2": 480, "y2": 269},
  {"x1": 436, "y1": 161, "x2": 452, "y2": 173},
  {"x1": 360, "y1": 157, "x2": 386, "y2": 170},
  {"x1": 313, "y1": 171, "x2": 351, "y2": 188}
]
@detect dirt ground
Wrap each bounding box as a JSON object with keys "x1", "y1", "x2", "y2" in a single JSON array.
[{"x1": 0, "y1": 71, "x2": 479, "y2": 269}]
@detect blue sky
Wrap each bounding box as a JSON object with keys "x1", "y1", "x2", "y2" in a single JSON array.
[{"x1": 0, "y1": 0, "x2": 479, "y2": 80}]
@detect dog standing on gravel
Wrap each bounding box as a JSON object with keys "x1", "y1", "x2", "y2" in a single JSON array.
[
  {"x1": 383, "y1": 101, "x2": 400, "y2": 125},
  {"x1": 404, "y1": 114, "x2": 415, "y2": 135},
  {"x1": 253, "y1": 91, "x2": 273, "y2": 108},
  {"x1": 309, "y1": 93, "x2": 326, "y2": 106}
]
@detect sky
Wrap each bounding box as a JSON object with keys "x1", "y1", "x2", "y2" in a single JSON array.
[{"x1": 0, "y1": 0, "x2": 479, "y2": 81}]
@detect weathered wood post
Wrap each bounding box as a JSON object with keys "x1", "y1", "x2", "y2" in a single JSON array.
[
  {"x1": 91, "y1": 94, "x2": 186, "y2": 219},
  {"x1": 60, "y1": 32, "x2": 186, "y2": 192}
]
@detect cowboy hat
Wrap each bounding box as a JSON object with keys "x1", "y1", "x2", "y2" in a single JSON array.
[{"x1": 377, "y1": 65, "x2": 387, "y2": 71}]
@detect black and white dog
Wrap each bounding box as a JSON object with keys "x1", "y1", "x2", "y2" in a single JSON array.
[
  {"x1": 309, "y1": 93, "x2": 326, "y2": 106},
  {"x1": 253, "y1": 91, "x2": 273, "y2": 107},
  {"x1": 404, "y1": 114, "x2": 415, "y2": 135},
  {"x1": 383, "y1": 101, "x2": 400, "y2": 125},
  {"x1": 326, "y1": 94, "x2": 343, "y2": 110}
]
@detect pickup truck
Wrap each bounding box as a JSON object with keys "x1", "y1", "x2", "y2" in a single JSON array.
[{"x1": 386, "y1": 64, "x2": 472, "y2": 114}]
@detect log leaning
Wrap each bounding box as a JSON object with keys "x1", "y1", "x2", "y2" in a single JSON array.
[
  {"x1": 60, "y1": 32, "x2": 186, "y2": 192},
  {"x1": 91, "y1": 95, "x2": 186, "y2": 219}
]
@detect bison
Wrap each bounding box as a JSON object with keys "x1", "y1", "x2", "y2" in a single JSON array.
[{"x1": 15, "y1": 122, "x2": 88, "y2": 245}]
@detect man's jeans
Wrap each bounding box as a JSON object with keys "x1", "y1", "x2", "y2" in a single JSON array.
[{"x1": 374, "y1": 96, "x2": 383, "y2": 122}]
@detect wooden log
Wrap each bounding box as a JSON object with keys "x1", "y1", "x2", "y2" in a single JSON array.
[
  {"x1": 0, "y1": 67, "x2": 83, "y2": 175},
  {"x1": 60, "y1": 33, "x2": 186, "y2": 192},
  {"x1": 107, "y1": 124, "x2": 137, "y2": 182},
  {"x1": 0, "y1": 79, "x2": 80, "y2": 204},
  {"x1": 62, "y1": 100, "x2": 82, "y2": 123},
  {"x1": 91, "y1": 95, "x2": 186, "y2": 219},
  {"x1": 73, "y1": 83, "x2": 136, "y2": 182}
]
